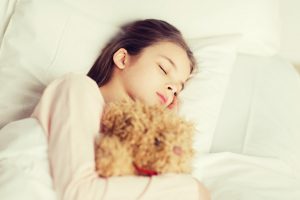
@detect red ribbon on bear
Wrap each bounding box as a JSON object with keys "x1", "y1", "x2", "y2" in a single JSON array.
[{"x1": 133, "y1": 163, "x2": 158, "y2": 176}]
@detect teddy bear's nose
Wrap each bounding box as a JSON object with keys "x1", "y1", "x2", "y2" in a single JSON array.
[{"x1": 173, "y1": 146, "x2": 182, "y2": 156}]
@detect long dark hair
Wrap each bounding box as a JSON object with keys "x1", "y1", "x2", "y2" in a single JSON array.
[{"x1": 87, "y1": 19, "x2": 196, "y2": 86}]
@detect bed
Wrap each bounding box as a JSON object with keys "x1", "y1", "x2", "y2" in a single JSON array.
[{"x1": 1, "y1": 0, "x2": 300, "y2": 199}]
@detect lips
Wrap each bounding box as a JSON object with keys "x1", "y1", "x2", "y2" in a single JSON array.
[{"x1": 156, "y1": 92, "x2": 168, "y2": 104}]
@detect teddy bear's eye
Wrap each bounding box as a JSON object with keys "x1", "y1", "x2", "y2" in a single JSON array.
[{"x1": 154, "y1": 137, "x2": 161, "y2": 146}]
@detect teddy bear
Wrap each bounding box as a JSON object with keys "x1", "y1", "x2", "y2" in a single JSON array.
[{"x1": 95, "y1": 99, "x2": 195, "y2": 177}]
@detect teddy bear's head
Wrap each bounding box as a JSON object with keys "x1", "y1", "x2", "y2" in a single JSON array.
[{"x1": 98, "y1": 99, "x2": 195, "y2": 176}]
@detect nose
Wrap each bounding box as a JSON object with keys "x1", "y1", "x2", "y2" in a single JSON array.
[{"x1": 167, "y1": 84, "x2": 177, "y2": 96}]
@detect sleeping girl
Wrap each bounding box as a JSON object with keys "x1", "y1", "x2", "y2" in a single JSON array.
[{"x1": 31, "y1": 19, "x2": 210, "y2": 200}]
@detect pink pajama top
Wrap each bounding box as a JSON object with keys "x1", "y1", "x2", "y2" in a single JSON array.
[{"x1": 31, "y1": 73, "x2": 201, "y2": 200}]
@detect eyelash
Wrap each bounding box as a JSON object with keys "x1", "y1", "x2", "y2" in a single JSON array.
[{"x1": 159, "y1": 65, "x2": 167, "y2": 75}]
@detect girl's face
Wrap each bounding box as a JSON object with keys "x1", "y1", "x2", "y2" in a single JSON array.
[
  {"x1": 102, "y1": 41, "x2": 191, "y2": 109},
  {"x1": 122, "y1": 41, "x2": 191, "y2": 108}
]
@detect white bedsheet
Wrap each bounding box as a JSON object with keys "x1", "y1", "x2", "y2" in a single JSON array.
[{"x1": 193, "y1": 152, "x2": 300, "y2": 200}]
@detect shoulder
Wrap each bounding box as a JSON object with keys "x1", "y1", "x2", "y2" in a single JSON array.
[
  {"x1": 46, "y1": 72, "x2": 104, "y2": 103},
  {"x1": 55, "y1": 72, "x2": 97, "y2": 88}
]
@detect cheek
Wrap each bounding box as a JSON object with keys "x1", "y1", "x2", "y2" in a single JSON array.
[
  {"x1": 125, "y1": 77, "x2": 153, "y2": 100},
  {"x1": 127, "y1": 67, "x2": 160, "y2": 89},
  {"x1": 123, "y1": 65, "x2": 164, "y2": 103}
]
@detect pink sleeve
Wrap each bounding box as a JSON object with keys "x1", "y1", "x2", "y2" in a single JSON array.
[{"x1": 31, "y1": 73, "x2": 201, "y2": 200}]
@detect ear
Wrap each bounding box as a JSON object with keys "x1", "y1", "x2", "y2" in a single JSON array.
[{"x1": 113, "y1": 48, "x2": 128, "y2": 70}]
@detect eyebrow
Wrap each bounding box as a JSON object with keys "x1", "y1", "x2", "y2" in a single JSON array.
[{"x1": 159, "y1": 55, "x2": 185, "y2": 91}]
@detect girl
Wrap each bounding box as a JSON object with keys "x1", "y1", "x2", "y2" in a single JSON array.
[{"x1": 31, "y1": 19, "x2": 210, "y2": 200}]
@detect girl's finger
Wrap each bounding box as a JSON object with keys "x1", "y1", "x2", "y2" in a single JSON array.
[{"x1": 167, "y1": 96, "x2": 178, "y2": 112}]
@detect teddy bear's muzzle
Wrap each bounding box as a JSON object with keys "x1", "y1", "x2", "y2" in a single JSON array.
[{"x1": 173, "y1": 145, "x2": 183, "y2": 156}]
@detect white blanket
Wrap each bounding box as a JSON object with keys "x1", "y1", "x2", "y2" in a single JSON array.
[
  {"x1": 1, "y1": 117, "x2": 300, "y2": 200},
  {"x1": 0, "y1": 118, "x2": 56, "y2": 200}
]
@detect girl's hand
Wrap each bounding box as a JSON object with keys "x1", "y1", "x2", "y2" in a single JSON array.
[
  {"x1": 167, "y1": 96, "x2": 179, "y2": 113},
  {"x1": 196, "y1": 180, "x2": 211, "y2": 200}
]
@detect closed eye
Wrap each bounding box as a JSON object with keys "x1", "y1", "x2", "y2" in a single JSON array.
[{"x1": 159, "y1": 65, "x2": 167, "y2": 75}]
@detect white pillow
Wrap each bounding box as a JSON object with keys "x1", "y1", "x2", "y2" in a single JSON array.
[
  {"x1": 210, "y1": 54, "x2": 300, "y2": 173},
  {"x1": 64, "y1": 0, "x2": 280, "y2": 56},
  {"x1": 180, "y1": 35, "x2": 241, "y2": 153},
  {"x1": 0, "y1": 1, "x2": 118, "y2": 128},
  {"x1": 0, "y1": 0, "x2": 268, "y2": 130}
]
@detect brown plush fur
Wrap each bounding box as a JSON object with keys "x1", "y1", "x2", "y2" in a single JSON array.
[{"x1": 95, "y1": 99, "x2": 195, "y2": 177}]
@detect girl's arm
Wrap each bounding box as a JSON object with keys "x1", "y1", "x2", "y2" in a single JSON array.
[{"x1": 31, "y1": 73, "x2": 207, "y2": 200}]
